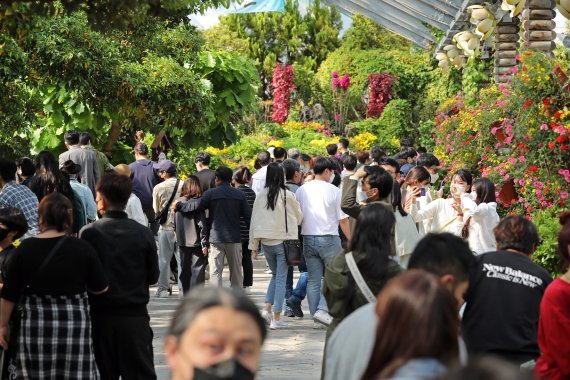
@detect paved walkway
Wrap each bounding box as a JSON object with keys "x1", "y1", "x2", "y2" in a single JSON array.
[{"x1": 149, "y1": 260, "x2": 326, "y2": 380}]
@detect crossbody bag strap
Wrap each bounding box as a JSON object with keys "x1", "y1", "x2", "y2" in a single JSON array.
[
  {"x1": 28, "y1": 236, "x2": 68, "y2": 290},
  {"x1": 165, "y1": 179, "x2": 180, "y2": 211},
  {"x1": 345, "y1": 251, "x2": 377, "y2": 303},
  {"x1": 283, "y1": 189, "x2": 288, "y2": 233}
]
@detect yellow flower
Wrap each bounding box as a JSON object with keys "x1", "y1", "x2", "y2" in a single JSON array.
[{"x1": 352, "y1": 132, "x2": 378, "y2": 151}]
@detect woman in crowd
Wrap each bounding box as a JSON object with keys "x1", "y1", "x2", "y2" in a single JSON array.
[
  {"x1": 391, "y1": 182, "x2": 420, "y2": 267},
  {"x1": 28, "y1": 150, "x2": 74, "y2": 202},
  {"x1": 361, "y1": 270, "x2": 459, "y2": 379},
  {"x1": 460, "y1": 178, "x2": 500, "y2": 254},
  {"x1": 249, "y1": 163, "x2": 303, "y2": 329},
  {"x1": 407, "y1": 169, "x2": 473, "y2": 236},
  {"x1": 173, "y1": 176, "x2": 209, "y2": 294},
  {"x1": 535, "y1": 210, "x2": 570, "y2": 380},
  {"x1": 114, "y1": 163, "x2": 148, "y2": 225},
  {"x1": 164, "y1": 287, "x2": 266, "y2": 380},
  {"x1": 323, "y1": 204, "x2": 402, "y2": 337},
  {"x1": 233, "y1": 166, "x2": 256, "y2": 293},
  {"x1": 0, "y1": 192, "x2": 108, "y2": 379},
  {"x1": 0, "y1": 207, "x2": 28, "y2": 378}
]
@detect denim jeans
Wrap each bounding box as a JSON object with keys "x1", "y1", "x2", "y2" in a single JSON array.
[
  {"x1": 263, "y1": 243, "x2": 288, "y2": 313},
  {"x1": 302, "y1": 235, "x2": 342, "y2": 316},
  {"x1": 286, "y1": 254, "x2": 307, "y2": 302},
  {"x1": 157, "y1": 228, "x2": 181, "y2": 291}
]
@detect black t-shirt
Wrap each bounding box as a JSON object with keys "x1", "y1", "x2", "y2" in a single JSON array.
[
  {"x1": 195, "y1": 169, "x2": 216, "y2": 193},
  {"x1": 2, "y1": 236, "x2": 107, "y2": 302},
  {"x1": 462, "y1": 251, "x2": 553, "y2": 363},
  {"x1": 0, "y1": 244, "x2": 17, "y2": 295}
]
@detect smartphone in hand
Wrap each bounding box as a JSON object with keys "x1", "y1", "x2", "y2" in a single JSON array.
[{"x1": 419, "y1": 187, "x2": 426, "y2": 197}]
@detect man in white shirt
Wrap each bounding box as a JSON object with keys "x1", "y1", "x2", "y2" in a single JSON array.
[
  {"x1": 251, "y1": 150, "x2": 271, "y2": 195},
  {"x1": 295, "y1": 157, "x2": 351, "y2": 328}
]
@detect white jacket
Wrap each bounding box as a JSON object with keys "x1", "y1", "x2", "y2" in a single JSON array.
[
  {"x1": 394, "y1": 211, "x2": 421, "y2": 257},
  {"x1": 460, "y1": 194, "x2": 500, "y2": 254},
  {"x1": 409, "y1": 198, "x2": 463, "y2": 236},
  {"x1": 249, "y1": 188, "x2": 303, "y2": 250}
]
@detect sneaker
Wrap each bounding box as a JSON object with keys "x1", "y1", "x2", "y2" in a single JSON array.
[
  {"x1": 261, "y1": 310, "x2": 272, "y2": 326},
  {"x1": 155, "y1": 289, "x2": 170, "y2": 298},
  {"x1": 313, "y1": 309, "x2": 333, "y2": 326},
  {"x1": 283, "y1": 307, "x2": 295, "y2": 318},
  {"x1": 312, "y1": 321, "x2": 325, "y2": 329},
  {"x1": 264, "y1": 268, "x2": 273, "y2": 274},
  {"x1": 243, "y1": 287, "x2": 252, "y2": 295},
  {"x1": 286, "y1": 297, "x2": 304, "y2": 318},
  {"x1": 269, "y1": 319, "x2": 288, "y2": 329}
]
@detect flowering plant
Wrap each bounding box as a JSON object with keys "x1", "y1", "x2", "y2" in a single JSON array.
[
  {"x1": 352, "y1": 132, "x2": 378, "y2": 151},
  {"x1": 331, "y1": 71, "x2": 351, "y2": 134},
  {"x1": 367, "y1": 73, "x2": 395, "y2": 117},
  {"x1": 271, "y1": 64, "x2": 296, "y2": 123},
  {"x1": 434, "y1": 51, "x2": 569, "y2": 217}
]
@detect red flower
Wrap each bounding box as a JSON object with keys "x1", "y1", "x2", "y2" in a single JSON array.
[
  {"x1": 529, "y1": 165, "x2": 538, "y2": 172},
  {"x1": 548, "y1": 142, "x2": 556, "y2": 149},
  {"x1": 556, "y1": 135, "x2": 567, "y2": 143},
  {"x1": 523, "y1": 99, "x2": 533, "y2": 109},
  {"x1": 554, "y1": 111, "x2": 562, "y2": 120},
  {"x1": 562, "y1": 145, "x2": 569, "y2": 151}
]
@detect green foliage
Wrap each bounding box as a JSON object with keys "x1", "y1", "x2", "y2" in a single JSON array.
[
  {"x1": 291, "y1": 63, "x2": 321, "y2": 106},
  {"x1": 532, "y1": 209, "x2": 563, "y2": 276},
  {"x1": 341, "y1": 14, "x2": 410, "y2": 51},
  {"x1": 220, "y1": 0, "x2": 342, "y2": 97},
  {"x1": 462, "y1": 57, "x2": 491, "y2": 105},
  {"x1": 201, "y1": 22, "x2": 249, "y2": 53}
]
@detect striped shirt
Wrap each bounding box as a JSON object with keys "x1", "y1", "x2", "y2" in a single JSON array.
[{"x1": 0, "y1": 181, "x2": 40, "y2": 236}]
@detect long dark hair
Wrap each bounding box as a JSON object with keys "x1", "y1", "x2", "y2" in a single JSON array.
[
  {"x1": 391, "y1": 181, "x2": 407, "y2": 217},
  {"x1": 233, "y1": 166, "x2": 252, "y2": 186},
  {"x1": 348, "y1": 204, "x2": 395, "y2": 279},
  {"x1": 461, "y1": 178, "x2": 496, "y2": 239},
  {"x1": 264, "y1": 163, "x2": 286, "y2": 211},
  {"x1": 361, "y1": 270, "x2": 459, "y2": 379},
  {"x1": 181, "y1": 175, "x2": 202, "y2": 199},
  {"x1": 30, "y1": 151, "x2": 74, "y2": 202}
]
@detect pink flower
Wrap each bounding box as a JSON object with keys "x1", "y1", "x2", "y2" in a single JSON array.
[
  {"x1": 332, "y1": 77, "x2": 341, "y2": 91},
  {"x1": 505, "y1": 135, "x2": 513, "y2": 144},
  {"x1": 518, "y1": 197, "x2": 524, "y2": 202},
  {"x1": 524, "y1": 134, "x2": 530, "y2": 141},
  {"x1": 335, "y1": 114, "x2": 341, "y2": 121},
  {"x1": 518, "y1": 155, "x2": 526, "y2": 162},
  {"x1": 491, "y1": 127, "x2": 498, "y2": 135},
  {"x1": 505, "y1": 124, "x2": 513, "y2": 133},
  {"x1": 540, "y1": 124, "x2": 548, "y2": 130},
  {"x1": 340, "y1": 74, "x2": 351, "y2": 91},
  {"x1": 534, "y1": 181, "x2": 544, "y2": 189},
  {"x1": 332, "y1": 71, "x2": 339, "y2": 78},
  {"x1": 507, "y1": 157, "x2": 517, "y2": 164},
  {"x1": 504, "y1": 174, "x2": 510, "y2": 180},
  {"x1": 562, "y1": 191, "x2": 569, "y2": 199}
]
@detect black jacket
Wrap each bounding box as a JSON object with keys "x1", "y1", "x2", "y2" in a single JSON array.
[
  {"x1": 80, "y1": 211, "x2": 159, "y2": 316},
  {"x1": 174, "y1": 196, "x2": 209, "y2": 247},
  {"x1": 198, "y1": 183, "x2": 252, "y2": 244}
]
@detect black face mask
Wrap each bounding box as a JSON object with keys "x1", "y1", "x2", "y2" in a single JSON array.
[
  {"x1": 193, "y1": 358, "x2": 255, "y2": 380},
  {"x1": 0, "y1": 228, "x2": 11, "y2": 242}
]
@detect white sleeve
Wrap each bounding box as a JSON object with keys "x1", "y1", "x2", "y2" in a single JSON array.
[{"x1": 128, "y1": 195, "x2": 148, "y2": 225}]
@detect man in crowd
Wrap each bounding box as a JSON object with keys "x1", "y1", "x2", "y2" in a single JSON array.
[
  {"x1": 340, "y1": 154, "x2": 357, "y2": 178},
  {"x1": 193, "y1": 152, "x2": 216, "y2": 193},
  {"x1": 0, "y1": 159, "x2": 39, "y2": 237},
  {"x1": 251, "y1": 150, "x2": 271, "y2": 194},
  {"x1": 282, "y1": 159, "x2": 302, "y2": 193},
  {"x1": 129, "y1": 142, "x2": 159, "y2": 231},
  {"x1": 325, "y1": 233, "x2": 476, "y2": 380},
  {"x1": 80, "y1": 172, "x2": 159, "y2": 379},
  {"x1": 152, "y1": 160, "x2": 182, "y2": 298},
  {"x1": 295, "y1": 157, "x2": 351, "y2": 328},
  {"x1": 287, "y1": 147, "x2": 301, "y2": 161},
  {"x1": 462, "y1": 216, "x2": 552, "y2": 365},
  {"x1": 58, "y1": 130, "x2": 99, "y2": 196},
  {"x1": 197, "y1": 166, "x2": 251, "y2": 288},
  {"x1": 273, "y1": 147, "x2": 287, "y2": 163},
  {"x1": 60, "y1": 160, "x2": 97, "y2": 223},
  {"x1": 337, "y1": 138, "x2": 350, "y2": 156},
  {"x1": 369, "y1": 146, "x2": 386, "y2": 165},
  {"x1": 377, "y1": 157, "x2": 401, "y2": 184},
  {"x1": 79, "y1": 132, "x2": 114, "y2": 177}
]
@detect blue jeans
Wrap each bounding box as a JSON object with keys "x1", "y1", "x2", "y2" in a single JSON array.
[
  {"x1": 263, "y1": 243, "x2": 288, "y2": 313},
  {"x1": 286, "y1": 254, "x2": 307, "y2": 301},
  {"x1": 302, "y1": 235, "x2": 342, "y2": 316}
]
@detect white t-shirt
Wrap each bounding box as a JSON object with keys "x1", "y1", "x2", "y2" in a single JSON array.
[
  {"x1": 251, "y1": 165, "x2": 268, "y2": 195},
  {"x1": 295, "y1": 179, "x2": 348, "y2": 236}
]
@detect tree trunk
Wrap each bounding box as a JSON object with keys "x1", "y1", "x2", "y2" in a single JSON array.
[{"x1": 103, "y1": 120, "x2": 122, "y2": 157}]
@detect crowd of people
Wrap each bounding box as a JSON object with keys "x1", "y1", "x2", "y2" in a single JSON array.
[{"x1": 0, "y1": 132, "x2": 568, "y2": 379}]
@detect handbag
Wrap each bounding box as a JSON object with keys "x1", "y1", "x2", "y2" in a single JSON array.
[
  {"x1": 283, "y1": 190, "x2": 302, "y2": 266},
  {"x1": 154, "y1": 179, "x2": 180, "y2": 225}
]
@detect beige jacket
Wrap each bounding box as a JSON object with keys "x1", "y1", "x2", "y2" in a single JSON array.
[
  {"x1": 248, "y1": 188, "x2": 303, "y2": 250},
  {"x1": 152, "y1": 177, "x2": 182, "y2": 230}
]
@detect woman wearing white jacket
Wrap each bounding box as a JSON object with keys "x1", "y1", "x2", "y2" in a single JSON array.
[
  {"x1": 250, "y1": 163, "x2": 303, "y2": 329},
  {"x1": 460, "y1": 178, "x2": 500, "y2": 254}
]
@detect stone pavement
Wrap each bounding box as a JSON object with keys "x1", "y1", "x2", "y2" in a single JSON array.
[{"x1": 149, "y1": 259, "x2": 326, "y2": 380}]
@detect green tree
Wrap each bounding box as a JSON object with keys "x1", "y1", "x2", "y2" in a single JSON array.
[{"x1": 341, "y1": 13, "x2": 410, "y2": 51}]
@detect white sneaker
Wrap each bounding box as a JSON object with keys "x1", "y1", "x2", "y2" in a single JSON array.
[
  {"x1": 261, "y1": 310, "x2": 272, "y2": 325},
  {"x1": 243, "y1": 287, "x2": 252, "y2": 295},
  {"x1": 155, "y1": 289, "x2": 170, "y2": 298},
  {"x1": 270, "y1": 319, "x2": 288, "y2": 329},
  {"x1": 313, "y1": 309, "x2": 333, "y2": 326},
  {"x1": 312, "y1": 321, "x2": 325, "y2": 329}
]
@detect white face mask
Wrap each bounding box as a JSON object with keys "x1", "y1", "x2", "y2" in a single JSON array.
[
  {"x1": 451, "y1": 184, "x2": 465, "y2": 196},
  {"x1": 470, "y1": 192, "x2": 477, "y2": 201},
  {"x1": 328, "y1": 171, "x2": 335, "y2": 184},
  {"x1": 430, "y1": 172, "x2": 439, "y2": 184}
]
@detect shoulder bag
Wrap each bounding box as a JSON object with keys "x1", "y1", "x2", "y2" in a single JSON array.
[
  {"x1": 345, "y1": 251, "x2": 376, "y2": 303},
  {"x1": 154, "y1": 179, "x2": 180, "y2": 225},
  {"x1": 283, "y1": 190, "x2": 302, "y2": 266}
]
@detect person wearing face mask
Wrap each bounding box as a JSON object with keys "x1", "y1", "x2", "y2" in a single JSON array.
[
  {"x1": 401, "y1": 166, "x2": 432, "y2": 236},
  {"x1": 164, "y1": 287, "x2": 267, "y2": 380},
  {"x1": 417, "y1": 153, "x2": 443, "y2": 199},
  {"x1": 460, "y1": 178, "x2": 500, "y2": 254},
  {"x1": 407, "y1": 170, "x2": 473, "y2": 236}
]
